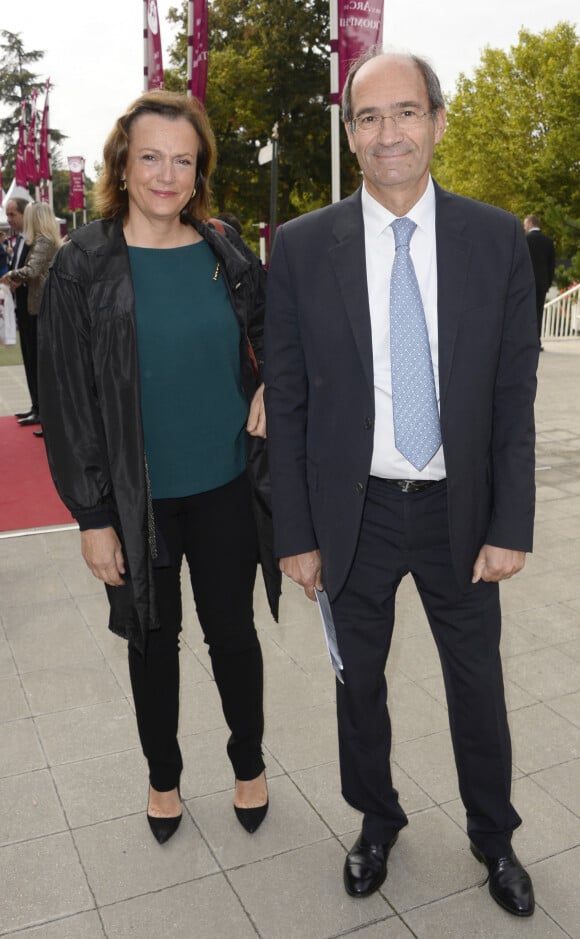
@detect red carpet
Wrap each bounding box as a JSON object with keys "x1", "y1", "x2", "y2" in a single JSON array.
[{"x1": 0, "y1": 417, "x2": 75, "y2": 532}]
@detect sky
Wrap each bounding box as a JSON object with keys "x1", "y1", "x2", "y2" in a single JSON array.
[{"x1": 2, "y1": 0, "x2": 578, "y2": 179}]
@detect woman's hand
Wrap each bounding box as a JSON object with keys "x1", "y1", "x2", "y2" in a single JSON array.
[
  {"x1": 81, "y1": 527, "x2": 126, "y2": 586},
  {"x1": 247, "y1": 383, "x2": 266, "y2": 438}
]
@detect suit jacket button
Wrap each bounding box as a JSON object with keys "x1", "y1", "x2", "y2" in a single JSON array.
[
  {"x1": 364, "y1": 417, "x2": 372, "y2": 429},
  {"x1": 355, "y1": 482, "x2": 364, "y2": 494}
]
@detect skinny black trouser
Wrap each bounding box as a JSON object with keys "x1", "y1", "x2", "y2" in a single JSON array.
[{"x1": 128, "y1": 472, "x2": 265, "y2": 791}]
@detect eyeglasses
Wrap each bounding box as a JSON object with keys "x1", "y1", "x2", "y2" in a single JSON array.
[{"x1": 350, "y1": 108, "x2": 432, "y2": 133}]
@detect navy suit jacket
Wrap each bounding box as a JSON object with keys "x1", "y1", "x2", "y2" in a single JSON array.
[{"x1": 264, "y1": 183, "x2": 539, "y2": 596}]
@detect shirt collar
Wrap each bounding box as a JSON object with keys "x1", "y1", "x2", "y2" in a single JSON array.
[{"x1": 361, "y1": 176, "x2": 436, "y2": 239}]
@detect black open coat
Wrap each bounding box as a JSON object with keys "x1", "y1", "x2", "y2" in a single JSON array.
[{"x1": 38, "y1": 214, "x2": 280, "y2": 653}]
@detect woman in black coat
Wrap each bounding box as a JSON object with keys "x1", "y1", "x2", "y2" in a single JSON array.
[{"x1": 38, "y1": 91, "x2": 280, "y2": 844}]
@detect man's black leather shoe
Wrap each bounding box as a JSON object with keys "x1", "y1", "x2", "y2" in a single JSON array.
[
  {"x1": 18, "y1": 412, "x2": 40, "y2": 426},
  {"x1": 470, "y1": 842, "x2": 534, "y2": 916},
  {"x1": 15, "y1": 408, "x2": 34, "y2": 419},
  {"x1": 344, "y1": 832, "x2": 398, "y2": 898}
]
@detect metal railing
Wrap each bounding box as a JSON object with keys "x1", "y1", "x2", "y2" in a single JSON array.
[{"x1": 542, "y1": 283, "x2": 580, "y2": 341}]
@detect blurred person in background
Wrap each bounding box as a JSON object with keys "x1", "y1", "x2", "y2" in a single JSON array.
[
  {"x1": 524, "y1": 214, "x2": 556, "y2": 351},
  {"x1": 2, "y1": 201, "x2": 61, "y2": 436},
  {"x1": 4, "y1": 198, "x2": 36, "y2": 422},
  {"x1": 0, "y1": 230, "x2": 11, "y2": 276}
]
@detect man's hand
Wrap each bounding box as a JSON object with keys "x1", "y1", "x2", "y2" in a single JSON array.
[
  {"x1": 472, "y1": 544, "x2": 526, "y2": 583},
  {"x1": 81, "y1": 527, "x2": 126, "y2": 586},
  {"x1": 246, "y1": 383, "x2": 266, "y2": 438},
  {"x1": 280, "y1": 550, "x2": 323, "y2": 601}
]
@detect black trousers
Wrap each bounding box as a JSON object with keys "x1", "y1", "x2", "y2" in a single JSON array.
[
  {"x1": 16, "y1": 307, "x2": 38, "y2": 412},
  {"x1": 128, "y1": 472, "x2": 265, "y2": 791},
  {"x1": 332, "y1": 476, "x2": 521, "y2": 857}
]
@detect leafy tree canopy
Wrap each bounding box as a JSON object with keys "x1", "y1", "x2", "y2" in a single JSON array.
[
  {"x1": 433, "y1": 22, "x2": 580, "y2": 284},
  {"x1": 0, "y1": 30, "x2": 69, "y2": 188},
  {"x1": 165, "y1": 0, "x2": 358, "y2": 236}
]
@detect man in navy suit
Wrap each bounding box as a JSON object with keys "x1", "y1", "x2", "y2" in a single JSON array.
[
  {"x1": 524, "y1": 214, "x2": 556, "y2": 350},
  {"x1": 265, "y1": 50, "x2": 538, "y2": 916}
]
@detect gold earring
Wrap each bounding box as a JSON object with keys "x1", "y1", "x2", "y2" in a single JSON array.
[
  {"x1": 191, "y1": 187, "x2": 197, "y2": 199},
  {"x1": 120, "y1": 180, "x2": 127, "y2": 192}
]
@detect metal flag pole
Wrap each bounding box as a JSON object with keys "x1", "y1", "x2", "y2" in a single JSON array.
[
  {"x1": 269, "y1": 123, "x2": 279, "y2": 255},
  {"x1": 82, "y1": 167, "x2": 87, "y2": 226},
  {"x1": 39, "y1": 79, "x2": 53, "y2": 210},
  {"x1": 329, "y1": 0, "x2": 341, "y2": 204},
  {"x1": 187, "y1": 0, "x2": 193, "y2": 96},
  {"x1": 143, "y1": 0, "x2": 149, "y2": 91},
  {"x1": 257, "y1": 122, "x2": 280, "y2": 260}
]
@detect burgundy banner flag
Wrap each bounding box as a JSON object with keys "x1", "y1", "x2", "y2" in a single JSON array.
[
  {"x1": 38, "y1": 80, "x2": 52, "y2": 183},
  {"x1": 67, "y1": 156, "x2": 85, "y2": 211},
  {"x1": 187, "y1": 0, "x2": 209, "y2": 101},
  {"x1": 25, "y1": 90, "x2": 39, "y2": 186},
  {"x1": 144, "y1": 0, "x2": 164, "y2": 90},
  {"x1": 337, "y1": 1, "x2": 384, "y2": 95},
  {"x1": 15, "y1": 100, "x2": 28, "y2": 189}
]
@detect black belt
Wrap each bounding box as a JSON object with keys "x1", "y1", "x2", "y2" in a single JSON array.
[{"x1": 383, "y1": 478, "x2": 443, "y2": 494}]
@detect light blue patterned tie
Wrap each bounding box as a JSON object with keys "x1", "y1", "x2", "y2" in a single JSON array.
[{"x1": 390, "y1": 217, "x2": 441, "y2": 470}]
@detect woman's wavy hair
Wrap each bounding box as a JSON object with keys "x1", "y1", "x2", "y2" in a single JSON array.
[
  {"x1": 23, "y1": 202, "x2": 61, "y2": 247},
  {"x1": 94, "y1": 90, "x2": 217, "y2": 221}
]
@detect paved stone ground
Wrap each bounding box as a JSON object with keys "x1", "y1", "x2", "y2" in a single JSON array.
[{"x1": 1, "y1": 343, "x2": 579, "y2": 938}]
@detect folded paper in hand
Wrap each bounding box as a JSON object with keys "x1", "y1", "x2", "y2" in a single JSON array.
[{"x1": 315, "y1": 587, "x2": 344, "y2": 683}]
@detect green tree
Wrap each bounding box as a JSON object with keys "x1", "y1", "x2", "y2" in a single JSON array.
[
  {"x1": 434, "y1": 22, "x2": 580, "y2": 284},
  {"x1": 165, "y1": 0, "x2": 357, "y2": 236},
  {"x1": 0, "y1": 30, "x2": 66, "y2": 189}
]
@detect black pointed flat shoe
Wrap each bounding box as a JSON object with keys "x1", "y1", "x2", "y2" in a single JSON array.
[{"x1": 234, "y1": 799, "x2": 269, "y2": 833}]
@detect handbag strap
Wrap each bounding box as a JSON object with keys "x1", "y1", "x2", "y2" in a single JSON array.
[
  {"x1": 208, "y1": 217, "x2": 226, "y2": 235},
  {"x1": 207, "y1": 218, "x2": 258, "y2": 380}
]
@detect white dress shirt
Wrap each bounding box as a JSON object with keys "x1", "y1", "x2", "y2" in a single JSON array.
[{"x1": 362, "y1": 178, "x2": 446, "y2": 480}]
